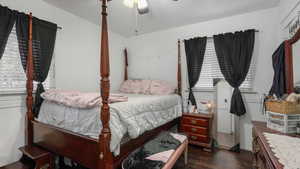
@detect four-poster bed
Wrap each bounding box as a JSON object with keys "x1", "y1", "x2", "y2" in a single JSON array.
[{"x1": 24, "y1": 1, "x2": 183, "y2": 169}]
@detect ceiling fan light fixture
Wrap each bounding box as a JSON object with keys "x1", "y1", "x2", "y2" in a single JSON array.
[
  {"x1": 137, "y1": 0, "x2": 149, "y2": 14},
  {"x1": 137, "y1": 0, "x2": 148, "y2": 9}
]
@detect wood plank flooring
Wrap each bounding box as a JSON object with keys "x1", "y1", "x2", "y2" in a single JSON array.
[
  {"x1": 1, "y1": 146, "x2": 252, "y2": 169},
  {"x1": 174, "y1": 145, "x2": 253, "y2": 169}
]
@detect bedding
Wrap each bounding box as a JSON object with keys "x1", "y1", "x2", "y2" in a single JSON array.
[
  {"x1": 149, "y1": 80, "x2": 175, "y2": 95},
  {"x1": 120, "y1": 80, "x2": 152, "y2": 94},
  {"x1": 120, "y1": 80, "x2": 176, "y2": 95},
  {"x1": 37, "y1": 93, "x2": 182, "y2": 156},
  {"x1": 41, "y1": 89, "x2": 128, "y2": 108}
]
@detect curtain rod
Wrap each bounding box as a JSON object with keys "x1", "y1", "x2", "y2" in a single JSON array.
[
  {"x1": 57, "y1": 26, "x2": 62, "y2": 30},
  {"x1": 179, "y1": 29, "x2": 259, "y2": 42}
]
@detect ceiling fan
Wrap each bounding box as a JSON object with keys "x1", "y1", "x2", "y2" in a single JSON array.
[{"x1": 123, "y1": 0, "x2": 149, "y2": 14}]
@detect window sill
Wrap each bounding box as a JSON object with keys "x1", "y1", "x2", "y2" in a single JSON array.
[
  {"x1": 192, "y1": 88, "x2": 215, "y2": 92},
  {"x1": 0, "y1": 90, "x2": 35, "y2": 96},
  {"x1": 191, "y1": 88, "x2": 257, "y2": 94}
]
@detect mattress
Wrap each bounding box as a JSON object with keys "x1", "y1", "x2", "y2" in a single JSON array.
[{"x1": 37, "y1": 93, "x2": 182, "y2": 155}]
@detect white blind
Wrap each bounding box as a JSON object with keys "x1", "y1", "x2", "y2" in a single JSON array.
[
  {"x1": 195, "y1": 38, "x2": 255, "y2": 90},
  {"x1": 0, "y1": 25, "x2": 55, "y2": 93}
]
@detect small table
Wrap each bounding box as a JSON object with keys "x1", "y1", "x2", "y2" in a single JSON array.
[
  {"x1": 180, "y1": 113, "x2": 213, "y2": 151},
  {"x1": 19, "y1": 145, "x2": 54, "y2": 169}
]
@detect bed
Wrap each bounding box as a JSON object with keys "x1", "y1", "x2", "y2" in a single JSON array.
[
  {"x1": 24, "y1": 1, "x2": 183, "y2": 169},
  {"x1": 36, "y1": 93, "x2": 182, "y2": 156}
]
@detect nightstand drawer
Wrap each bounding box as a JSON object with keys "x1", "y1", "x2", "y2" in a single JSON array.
[
  {"x1": 182, "y1": 117, "x2": 209, "y2": 127},
  {"x1": 187, "y1": 133, "x2": 210, "y2": 143},
  {"x1": 181, "y1": 125, "x2": 208, "y2": 135}
]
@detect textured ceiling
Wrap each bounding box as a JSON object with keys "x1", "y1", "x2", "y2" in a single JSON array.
[{"x1": 44, "y1": 0, "x2": 280, "y2": 37}]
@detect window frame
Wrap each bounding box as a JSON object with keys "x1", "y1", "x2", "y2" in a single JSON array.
[
  {"x1": 0, "y1": 25, "x2": 55, "y2": 95},
  {"x1": 193, "y1": 38, "x2": 255, "y2": 92}
]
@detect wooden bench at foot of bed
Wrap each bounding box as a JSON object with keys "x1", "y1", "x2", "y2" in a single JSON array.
[
  {"x1": 122, "y1": 132, "x2": 188, "y2": 169},
  {"x1": 162, "y1": 139, "x2": 188, "y2": 169}
]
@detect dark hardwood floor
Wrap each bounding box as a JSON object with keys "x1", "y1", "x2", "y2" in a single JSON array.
[
  {"x1": 174, "y1": 145, "x2": 253, "y2": 169},
  {"x1": 1, "y1": 146, "x2": 252, "y2": 169}
]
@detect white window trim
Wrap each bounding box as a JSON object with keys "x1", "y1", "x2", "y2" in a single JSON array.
[
  {"x1": 192, "y1": 87, "x2": 257, "y2": 94},
  {"x1": 194, "y1": 38, "x2": 255, "y2": 90}
]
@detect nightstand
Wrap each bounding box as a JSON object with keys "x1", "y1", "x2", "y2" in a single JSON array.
[{"x1": 179, "y1": 113, "x2": 213, "y2": 151}]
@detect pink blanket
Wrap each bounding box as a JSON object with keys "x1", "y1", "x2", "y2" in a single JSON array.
[{"x1": 41, "y1": 89, "x2": 128, "y2": 109}]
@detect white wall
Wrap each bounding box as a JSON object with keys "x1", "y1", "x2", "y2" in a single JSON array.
[
  {"x1": 126, "y1": 7, "x2": 280, "y2": 150},
  {"x1": 0, "y1": 94, "x2": 26, "y2": 167},
  {"x1": 0, "y1": 0, "x2": 126, "y2": 166}
]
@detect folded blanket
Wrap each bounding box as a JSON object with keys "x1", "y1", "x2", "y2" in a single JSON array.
[{"x1": 41, "y1": 89, "x2": 128, "y2": 108}]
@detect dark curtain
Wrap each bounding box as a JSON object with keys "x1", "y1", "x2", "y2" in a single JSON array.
[
  {"x1": 184, "y1": 37, "x2": 207, "y2": 106},
  {"x1": 213, "y1": 29, "x2": 255, "y2": 116},
  {"x1": 269, "y1": 42, "x2": 286, "y2": 97},
  {"x1": 31, "y1": 17, "x2": 57, "y2": 115},
  {"x1": 15, "y1": 12, "x2": 29, "y2": 69},
  {"x1": 0, "y1": 5, "x2": 16, "y2": 59},
  {"x1": 16, "y1": 15, "x2": 57, "y2": 116}
]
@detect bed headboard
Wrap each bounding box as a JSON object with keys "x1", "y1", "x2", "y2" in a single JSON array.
[{"x1": 122, "y1": 44, "x2": 182, "y2": 96}]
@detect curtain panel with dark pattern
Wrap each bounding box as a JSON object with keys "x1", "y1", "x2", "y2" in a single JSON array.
[
  {"x1": 184, "y1": 37, "x2": 207, "y2": 107},
  {"x1": 0, "y1": 4, "x2": 57, "y2": 116},
  {"x1": 17, "y1": 16, "x2": 57, "y2": 115},
  {"x1": 213, "y1": 29, "x2": 255, "y2": 116},
  {"x1": 0, "y1": 5, "x2": 16, "y2": 59},
  {"x1": 269, "y1": 42, "x2": 286, "y2": 98}
]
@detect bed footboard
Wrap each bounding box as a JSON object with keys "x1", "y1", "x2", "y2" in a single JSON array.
[
  {"x1": 32, "y1": 118, "x2": 179, "y2": 169},
  {"x1": 32, "y1": 121, "x2": 99, "y2": 169}
]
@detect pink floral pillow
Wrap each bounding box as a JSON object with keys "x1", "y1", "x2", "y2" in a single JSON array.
[
  {"x1": 120, "y1": 79, "x2": 175, "y2": 95},
  {"x1": 149, "y1": 80, "x2": 175, "y2": 95},
  {"x1": 120, "y1": 80, "x2": 151, "y2": 94}
]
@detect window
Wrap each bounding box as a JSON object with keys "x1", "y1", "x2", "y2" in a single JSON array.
[
  {"x1": 0, "y1": 25, "x2": 55, "y2": 93},
  {"x1": 194, "y1": 38, "x2": 255, "y2": 90}
]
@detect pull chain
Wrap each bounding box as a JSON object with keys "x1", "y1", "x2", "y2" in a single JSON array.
[{"x1": 134, "y1": 3, "x2": 139, "y2": 36}]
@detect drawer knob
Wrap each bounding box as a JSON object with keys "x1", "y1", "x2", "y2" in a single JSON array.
[
  {"x1": 191, "y1": 136, "x2": 197, "y2": 140},
  {"x1": 191, "y1": 128, "x2": 197, "y2": 132},
  {"x1": 190, "y1": 120, "x2": 197, "y2": 124}
]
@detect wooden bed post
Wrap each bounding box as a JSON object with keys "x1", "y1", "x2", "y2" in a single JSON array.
[
  {"x1": 124, "y1": 48, "x2": 128, "y2": 81},
  {"x1": 26, "y1": 13, "x2": 34, "y2": 146},
  {"x1": 177, "y1": 39, "x2": 182, "y2": 96},
  {"x1": 98, "y1": 0, "x2": 114, "y2": 169}
]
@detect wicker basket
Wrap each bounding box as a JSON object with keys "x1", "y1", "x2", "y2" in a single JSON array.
[{"x1": 266, "y1": 101, "x2": 300, "y2": 114}]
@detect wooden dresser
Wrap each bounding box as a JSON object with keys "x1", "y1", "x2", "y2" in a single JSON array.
[
  {"x1": 179, "y1": 113, "x2": 213, "y2": 151},
  {"x1": 252, "y1": 121, "x2": 300, "y2": 169}
]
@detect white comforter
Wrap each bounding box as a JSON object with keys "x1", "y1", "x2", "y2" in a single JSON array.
[{"x1": 37, "y1": 94, "x2": 182, "y2": 156}]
